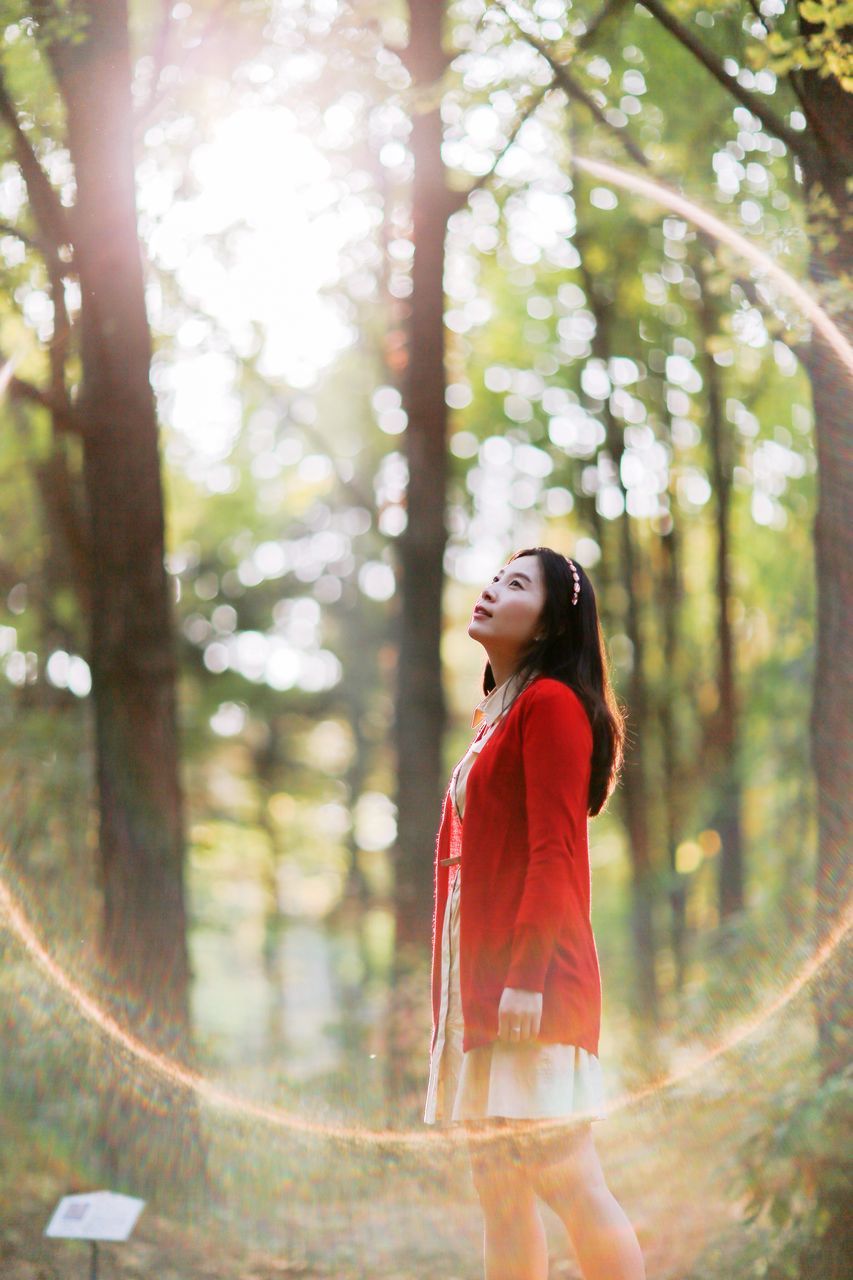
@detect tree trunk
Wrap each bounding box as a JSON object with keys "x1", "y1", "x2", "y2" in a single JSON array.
[
  {"x1": 387, "y1": 0, "x2": 453, "y2": 1112},
  {"x1": 655, "y1": 498, "x2": 688, "y2": 993},
  {"x1": 579, "y1": 252, "x2": 659, "y2": 1024},
  {"x1": 696, "y1": 266, "x2": 745, "y2": 920},
  {"x1": 805, "y1": 315, "x2": 852, "y2": 1083},
  {"x1": 794, "y1": 51, "x2": 853, "y2": 1086},
  {"x1": 37, "y1": 0, "x2": 203, "y2": 1195},
  {"x1": 795, "y1": 43, "x2": 853, "y2": 1275}
]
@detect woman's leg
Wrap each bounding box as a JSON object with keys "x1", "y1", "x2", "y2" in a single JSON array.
[
  {"x1": 527, "y1": 1123, "x2": 645, "y2": 1280},
  {"x1": 468, "y1": 1127, "x2": 549, "y2": 1280}
]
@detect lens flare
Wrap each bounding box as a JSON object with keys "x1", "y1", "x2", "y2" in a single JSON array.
[
  {"x1": 1, "y1": 871, "x2": 850, "y2": 1150},
  {"x1": 572, "y1": 154, "x2": 853, "y2": 379},
  {"x1": 3, "y1": 155, "x2": 850, "y2": 1161}
]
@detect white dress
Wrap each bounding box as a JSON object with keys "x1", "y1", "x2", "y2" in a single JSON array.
[{"x1": 424, "y1": 671, "x2": 608, "y2": 1126}]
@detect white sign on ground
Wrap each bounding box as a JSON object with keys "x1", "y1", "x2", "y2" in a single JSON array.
[{"x1": 44, "y1": 1192, "x2": 145, "y2": 1242}]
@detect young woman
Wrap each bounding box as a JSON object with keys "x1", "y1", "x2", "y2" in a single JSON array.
[{"x1": 424, "y1": 547, "x2": 645, "y2": 1280}]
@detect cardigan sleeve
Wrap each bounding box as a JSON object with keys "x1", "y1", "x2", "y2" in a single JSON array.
[{"x1": 504, "y1": 681, "x2": 593, "y2": 992}]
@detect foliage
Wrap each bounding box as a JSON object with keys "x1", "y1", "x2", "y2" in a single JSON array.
[
  {"x1": 0, "y1": 0, "x2": 845, "y2": 1262},
  {"x1": 754, "y1": 1, "x2": 853, "y2": 88},
  {"x1": 0, "y1": 0, "x2": 824, "y2": 1016},
  {"x1": 736, "y1": 1063, "x2": 853, "y2": 1278}
]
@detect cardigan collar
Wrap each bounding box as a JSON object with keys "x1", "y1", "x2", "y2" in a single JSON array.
[{"x1": 471, "y1": 668, "x2": 536, "y2": 730}]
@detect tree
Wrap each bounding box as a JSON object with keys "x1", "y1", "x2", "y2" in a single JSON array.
[
  {"x1": 628, "y1": 0, "x2": 852, "y2": 1084},
  {"x1": 385, "y1": 0, "x2": 454, "y2": 1108},
  {"x1": 1, "y1": 0, "x2": 203, "y2": 1193},
  {"x1": 494, "y1": 0, "x2": 849, "y2": 1072}
]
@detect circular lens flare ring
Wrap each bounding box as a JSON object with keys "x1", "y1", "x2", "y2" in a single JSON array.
[
  {"x1": 3, "y1": 154, "x2": 850, "y2": 1154},
  {"x1": 1, "y1": 872, "x2": 850, "y2": 1151},
  {"x1": 572, "y1": 154, "x2": 853, "y2": 380}
]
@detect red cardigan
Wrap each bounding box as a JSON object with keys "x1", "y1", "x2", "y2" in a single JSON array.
[{"x1": 430, "y1": 675, "x2": 602, "y2": 1056}]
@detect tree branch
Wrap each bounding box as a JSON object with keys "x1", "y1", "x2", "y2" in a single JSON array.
[
  {"x1": 4, "y1": 365, "x2": 80, "y2": 434},
  {"x1": 493, "y1": 1, "x2": 650, "y2": 170},
  {"x1": 286, "y1": 408, "x2": 376, "y2": 515},
  {"x1": 0, "y1": 221, "x2": 76, "y2": 420},
  {"x1": 577, "y1": 0, "x2": 633, "y2": 52},
  {"x1": 33, "y1": 444, "x2": 92, "y2": 604},
  {"x1": 0, "y1": 70, "x2": 70, "y2": 251},
  {"x1": 557, "y1": 61, "x2": 650, "y2": 170},
  {"x1": 634, "y1": 0, "x2": 805, "y2": 158},
  {"x1": 744, "y1": 0, "x2": 771, "y2": 36},
  {"x1": 447, "y1": 83, "x2": 553, "y2": 216},
  {"x1": 0, "y1": 219, "x2": 39, "y2": 254},
  {"x1": 46, "y1": 251, "x2": 72, "y2": 408},
  {"x1": 0, "y1": 217, "x2": 72, "y2": 275},
  {"x1": 6, "y1": 393, "x2": 91, "y2": 605}
]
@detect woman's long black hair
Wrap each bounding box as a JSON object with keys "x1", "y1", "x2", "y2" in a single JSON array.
[{"x1": 481, "y1": 546, "x2": 626, "y2": 817}]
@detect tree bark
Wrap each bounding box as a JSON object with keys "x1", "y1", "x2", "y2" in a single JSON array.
[
  {"x1": 794, "y1": 45, "x2": 853, "y2": 1086},
  {"x1": 579, "y1": 252, "x2": 659, "y2": 1024},
  {"x1": 696, "y1": 265, "x2": 745, "y2": 921},
  {"x1": 805, "y1": 314, "x2": 852, "y2": 1083},
  {"x1": 387, "y1": 0, "x2": 453, "y2": 1112},
  {"x1": 34, "y1": 0, "x2": 203, "y2": 1194},
  {"x1": 655, "y1": 496, "x2": 688, "y2": 993}
]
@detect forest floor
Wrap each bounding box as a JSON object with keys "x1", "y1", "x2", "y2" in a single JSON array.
[{"x1": 0, "y1": 1014, "x2": 791, "y2": 1280}]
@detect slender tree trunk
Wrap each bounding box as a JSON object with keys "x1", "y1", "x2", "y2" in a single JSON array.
[
  {"x1": 579, "y1": 253, "x2": 658, "y2": 1024},
  {"x1": 387, "y1": 0, "x2": 453, "y2": 1111},
  {"x1": 655, "y1": 494, "x2": 688, "y2": 993},
  {"x1": 251, "y1": 724, "x2": 289, "y2": 1056},
  {"x1": 696, "y1": 266, "x2": 745, "y2": 920},
  {"x1": 36, "y1": 0, "x2": 203, "y2": 1194}
]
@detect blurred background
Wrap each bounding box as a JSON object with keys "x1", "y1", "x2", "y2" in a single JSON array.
[{"x1": 0, "y1": 2, "x2": 850, "y2": 1277}]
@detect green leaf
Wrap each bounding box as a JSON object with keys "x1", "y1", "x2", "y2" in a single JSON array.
[{"x1": 798, "y1": 1, "x2": 829, "y2": 24}]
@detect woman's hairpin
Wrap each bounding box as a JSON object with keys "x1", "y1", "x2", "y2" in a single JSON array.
[{"x1": 566, "y1": 557, "x2": 581, "y2": 606}]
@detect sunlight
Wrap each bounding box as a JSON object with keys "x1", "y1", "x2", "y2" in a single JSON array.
[{"x1": 143, "y1": 106, "x2": 373, "y2": 458}]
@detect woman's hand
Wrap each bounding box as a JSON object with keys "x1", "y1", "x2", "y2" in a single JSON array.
[{"x1": 498, "y1": 987, "x2": 543, "y2": 1044}]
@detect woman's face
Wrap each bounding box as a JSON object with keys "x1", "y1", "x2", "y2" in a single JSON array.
[{"x1": 467, "y1": 554, "x2": 547, "y2": 659}]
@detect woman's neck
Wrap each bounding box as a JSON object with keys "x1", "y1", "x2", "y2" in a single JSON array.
[{"x1": 489, "y1": 657, "x2": 519, "y2": 690}]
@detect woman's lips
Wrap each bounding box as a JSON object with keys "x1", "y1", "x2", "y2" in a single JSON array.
[{"x1": 473, "y1": 607, "x2": 491, "y2": 618}]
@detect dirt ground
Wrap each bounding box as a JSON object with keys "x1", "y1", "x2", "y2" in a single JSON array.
[{"x1": 0, "y1": 1043, "x2": 776, "y2": 1280}]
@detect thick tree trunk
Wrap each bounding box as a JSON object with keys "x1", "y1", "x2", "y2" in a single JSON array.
[
  {"x1": 795, "y1": 53, "x2": 853, "y2": 1086},
  {"x1": 795, "y1": 48, "x2": 852, "y2": 1276},
  {"x1": 38, "y1": 0, "x2": 203, "y2": 1194},
  {"x1": 697, "y1": 270, "x2": 745, "y2": 920},
  {"x1": 805, "y1": 319, "x2": 852, "y2": 1083},
  {"x1": 387, "y1": 0, "x2": 452, "y2": 1110}
]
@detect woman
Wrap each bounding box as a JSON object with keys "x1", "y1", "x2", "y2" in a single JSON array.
[{"x1": 424, "y1": 547, "x2": 645, "y2": 1280}]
